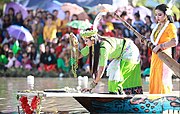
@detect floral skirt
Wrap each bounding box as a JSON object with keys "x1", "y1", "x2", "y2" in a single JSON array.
[
  {"x1": 123, "y1": 86, "x2": 143, "y2": 95},
  {"x1": 109, "y1": 86, "x2": 143, "y2": 95}
]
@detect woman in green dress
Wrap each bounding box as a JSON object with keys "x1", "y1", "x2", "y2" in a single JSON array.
[{"x1": 71, "y1": 29, "x2": 143, "y2": 94}]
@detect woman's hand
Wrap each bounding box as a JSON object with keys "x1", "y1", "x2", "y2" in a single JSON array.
[
  {"x1": 81, "y1": 88, "x2": 92, "y2": 93},
  {"x1": 81, "y1": 81, "x2": 97, "y2": 93}
]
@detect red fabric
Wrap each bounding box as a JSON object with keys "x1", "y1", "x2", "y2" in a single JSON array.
[
  {"x1": 71, "y1": 28, "x2": 80, "y2": 34},
  {"x1": 86, "y1": 57, "x2": 90, "y2": 64},
  {"x1": 55, "y1": 45, "x2": 63, "y2": 57},
  {"x1": 148, "y1": 48, "x2": 152, "y2": 63},
  {"x1": 44, "y1": 64, "x2": 56, "y2": 72},
  {"x1": 0, "y1": 36, "x2": 3, "y2": 43},
  {"x1": 103, "y1": 31, "x2": 115, "y2": 37}
]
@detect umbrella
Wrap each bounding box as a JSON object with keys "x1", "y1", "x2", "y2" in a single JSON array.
[
  {"x1": 77, "y1": 12, "x2": 89, "y2": 20},
  {"x1": 41, "y1": 0, "x2": 65, "y2": 20},
  {"x1": 7, "y1": 25, "x2": 34, "y2": 43},
  {"x1": 112, "y1": 0, "x2": 128, "y2": 8},
  {"x1": 61, "y1": 3, "x2": 89, "y2": 20},
  {"x1": 133, "y1": 6, "x2": 152, "y2": 21},
  {"x1": 67, "y1": 20, "x2": 92, "y2": 30},
  {"x1": 115, "y1": 5, "x2": 134, "y2": 20},
  {"x1": 4, "y1": 2, "x2": 28, "y2": 20},
  {"x1": 88, "y1": 4, "x2": 115, "y2": 15}
]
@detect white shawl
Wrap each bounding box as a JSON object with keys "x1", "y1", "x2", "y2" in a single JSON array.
[{"x1": 150, "y1": 21, "x2": 169, "y2": 45}]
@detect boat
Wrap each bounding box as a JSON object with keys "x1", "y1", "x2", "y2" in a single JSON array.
[
  {"x1": 17, "y1": 90, "x2": 180, "y2": 113},
  {"x1": 73, "y1": 93, "x2": 180, "y2": 113}
]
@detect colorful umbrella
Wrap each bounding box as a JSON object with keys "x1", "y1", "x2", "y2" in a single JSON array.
[
  {"x1": 7, "y1": 25, "x2": 34, "y2": 43},
  {"x1": 67, "y1": 20, "x2": 92, "y2": 30},
  {"x1": 4, "y1": 2, "x2": 28, "y2": 19},
  {"x1": 41, "y1": 0, "x2": 65, "y2": 20},
  {"x1": 61, "y1": 3, "x2": 89, "y2": 20},
  {"x1": 88, "y1": 4, "x2": 115, "y2": 15}
]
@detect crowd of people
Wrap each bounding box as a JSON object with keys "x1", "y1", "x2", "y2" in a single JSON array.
[{"x1": 0, "y1": 4, "x2": 179, "y2": 78}]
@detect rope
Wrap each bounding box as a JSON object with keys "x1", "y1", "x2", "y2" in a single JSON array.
[{"x1": 69, "y1": 33, "x2": 78, "y2": 78}]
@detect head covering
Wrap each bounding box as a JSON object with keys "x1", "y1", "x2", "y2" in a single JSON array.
[{"x1": 80, "y1": 29, "x2": 98, "y2": 39}]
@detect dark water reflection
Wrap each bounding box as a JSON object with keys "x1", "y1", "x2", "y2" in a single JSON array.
[{"x1": 0, "y1": 77, "x2": 179, "y2": 113}]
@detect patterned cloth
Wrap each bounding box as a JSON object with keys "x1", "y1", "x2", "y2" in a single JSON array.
[
  {"x1": 123, "y1": 86, "x2": 143, "y2": 95},
  {"x1": 109, "y1": 86, "x2": 143, "y2": 95}
]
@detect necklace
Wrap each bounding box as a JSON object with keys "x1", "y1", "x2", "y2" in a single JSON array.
[
  {"x1": 150, "y1": 21, "x2": 169, "y2": 45},
  {"x1": 153, "y1": 23, "x2": 165, "y2": 40}
]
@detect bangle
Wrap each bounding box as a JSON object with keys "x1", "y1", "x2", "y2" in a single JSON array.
[
  {"x1": 160, "y1": 43, "x2": 165, "y2": 50},
  {"x1": 90, "y1": 81, "x2": 97, "y2": 89}
]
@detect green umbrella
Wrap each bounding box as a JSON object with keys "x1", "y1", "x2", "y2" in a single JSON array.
[{"x1": 67, "y1": 20, "x2": 92, "y2": 30}]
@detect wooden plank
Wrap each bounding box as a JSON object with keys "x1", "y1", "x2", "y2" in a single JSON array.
[
  {"x1": 43, "y1": 92, "x2": 180, "y2": 100},
  {"x1": 17, "y1": 91, "x2": 180, "y2": 98}
]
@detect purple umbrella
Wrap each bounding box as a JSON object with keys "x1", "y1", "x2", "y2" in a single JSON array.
[
  {"x1": 7, "y1": 25, "x2": 34, "y2": 43},
  {"x1": 5, "y1": 2, "x2": 28, "y2": 19},
  {"x1": 44, "y1": 0, "x2": 65, "y2": 20}
]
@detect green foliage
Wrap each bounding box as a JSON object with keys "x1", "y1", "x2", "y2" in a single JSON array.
[
  {"x1": 0, "y1": 0, "x2": 11, "y2": 4},
  {"x1": 0, "y1": 0, "x2": 11, "y2": 10},
  {"x1": 133, "y1": 0, "x2": 146, "y2": 7}
]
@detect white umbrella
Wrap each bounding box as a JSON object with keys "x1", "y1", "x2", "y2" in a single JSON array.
[{"x1": 7, "y1": 25, "x2": 34, "y2": 43}]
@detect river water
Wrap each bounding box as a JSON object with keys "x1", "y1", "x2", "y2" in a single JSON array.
[{"x1": 0, "y1": 77, "x2": 179, "y2": 113}]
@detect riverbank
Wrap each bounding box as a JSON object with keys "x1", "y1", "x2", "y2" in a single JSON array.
[
  {"x1": 1, "y1": 67, "x2": 179, "y2": 80},
  {"x1": 0, "y1": 67, "x2": 92, "y2": 78}
]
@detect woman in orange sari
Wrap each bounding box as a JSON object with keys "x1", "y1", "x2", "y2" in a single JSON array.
[{"x1": 149, "y1": 4, "x2": 178, "y2": 94}]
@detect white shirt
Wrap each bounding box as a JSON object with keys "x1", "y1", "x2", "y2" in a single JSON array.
[{"x1": 5, "y1": 57, "x2": 16, "y2": 68}]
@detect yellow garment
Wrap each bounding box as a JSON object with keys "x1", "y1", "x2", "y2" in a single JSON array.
[
  {"x1": 106, "y1": 22, "x2": 114, "y2": 31},
  {"x1": 153, "y1": 26, "x2": 161, "y2": 41},
  {"x1": 43, "y1": 24, "x2": 57, "y2": 42},
  {"x1": 60, "y1": 19, "x2": 69, "y2": 35},
  {"x1": 53, "y1": 18, "x2": 62, "y2": 32},
  {"x1": 149, "y1": 23, "x2": 177, "y2": 94}
]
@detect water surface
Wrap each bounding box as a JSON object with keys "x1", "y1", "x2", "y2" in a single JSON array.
[{"x1": 0, "y1": 77, "x2": 179, "y2": 113}]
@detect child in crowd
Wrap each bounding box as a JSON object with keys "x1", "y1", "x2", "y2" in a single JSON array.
[
  {"x1": 5, "y1": 51, "x2": 16, "y2": 68},
  {"x1": 22, "y1": 52, "x2": 32, "y2": 70}
]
